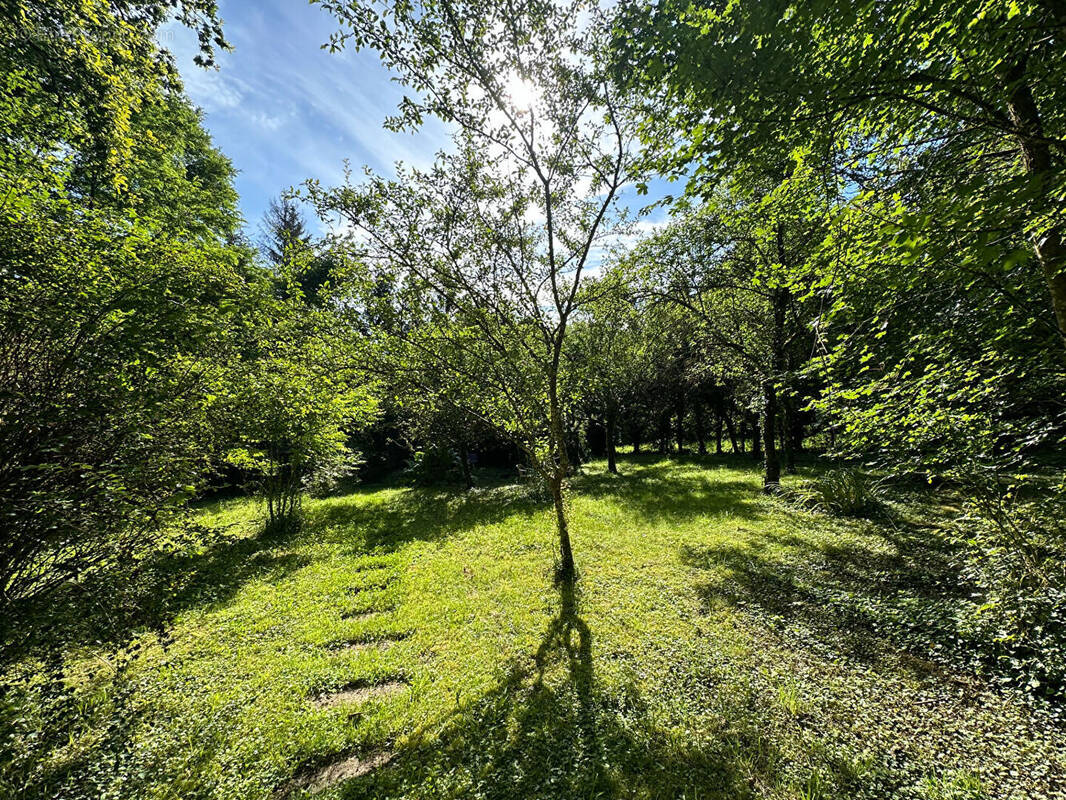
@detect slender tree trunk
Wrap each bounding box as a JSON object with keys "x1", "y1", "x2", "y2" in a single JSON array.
[
  {"x1": 738, "y1": 420, "x2": 747, "y2": 453},
  {"x1": 632, "y1": 427, "x2": 641, "y2": 454},
  {"x1": 763, "y1": 284, "x2": 788, "y2": 490},
  {"x1": 694, "y1": 401, "x2": 707, "y2": 455},
  {"x1": 550, "y1": 474, "x2": 575, "y2": 581},
  {"x1": 567, "y1": 427, "x2": 583, "y2": 471},
  {"x1": 714, "y1": 410, "x2": 723, "y2": 455},
  {"x1": 548, "y1": 349, "x2": 575, "y2": 583},
  {"x1": 762, "y1": 381, "x2": 780, "y2": 489},
  {"x1": 726, "y1": 414, "x2": 740, "y2": 453},
  {"x1": 1003, "y1": 59, "x2": 1066, "y2": 348},
  {"x1": 751, "y1": 417, "x2": 762, "y2": 460},
  {"x1": 459, "y1": 442, "x2": 473, "y2": 490},
  {"x1": 606, "y1": 409, "x2": 618, "y2": 474},
  {"x1": 675, "y1": 398, "x2": 686, "y2": 455},
  {"x1": 781, "y1": 398, "x2": 796, "y2": 475}
]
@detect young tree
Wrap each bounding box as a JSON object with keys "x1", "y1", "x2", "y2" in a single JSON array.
[
  {"x1": 307, "y1": 0, "x2": 635, "y2": 582},
  {"x1": 218, "y1": 297, "x2": 377, "y2": 532}
]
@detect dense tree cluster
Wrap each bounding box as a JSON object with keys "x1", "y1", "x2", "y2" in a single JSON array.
[{"x1": 0, "y1": 2, "x2": 375, "y2": 607}]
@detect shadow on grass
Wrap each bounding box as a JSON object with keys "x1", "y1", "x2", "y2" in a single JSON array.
[
  {"x1": 573, "y1": 454, "x2": 766, "y2": 523},
  {"x1": 333, "y1": 580, "x2": 920, "y2": 799},
  {"x1": 0, "y1": 483, "x2": 545, "y2": 799},
  {"x1": 2, "y1": 529, "x2": 309, "y2": 668},
  {"x1": 305, "y1": 480, "x2": 545, "y2": 556},
  {"x1": 681, "y1": 522, "x2": 974, "y2": 672},
  {"x1": 4, "y1": 481, "x2": 546, "y2": 666},
  {"x1": 336, "y1": 582, "x2": 768, "y2": 800}
]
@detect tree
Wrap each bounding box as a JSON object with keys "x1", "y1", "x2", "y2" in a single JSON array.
[
  {"x1": 217, "y1": 297, "x2": 377, "y2": 531},
  {"x1": 307, "y1": 0, "x2": 636, "y2": 582},
  {"x1": 260, "y1": 196, "x2": 312, "y2": 267},
  {"x1": 0, "y1": 3, "x2": 251, "y2": 605},
  {"x1": 568, "y1": 274, "x2": 649, "y2": 474},
  {"x1": 260, "y1": 195, "x2": 340, "y2": 306},
  {"x1": 612, "y1": 0, "x2": 1066, "y2": 349},
  {"x1": 627, "y1": 171, "x2": 821, "y2": 489}
]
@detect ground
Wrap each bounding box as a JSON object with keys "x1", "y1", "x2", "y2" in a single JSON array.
[{"x1": 2, "y1": 456, "x2": 1064, "y2": 799}]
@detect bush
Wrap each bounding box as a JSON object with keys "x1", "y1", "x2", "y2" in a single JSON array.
[
  {"x1": 953, "y1": 487, "x2": 1066, "y2": 700},
  {"x1": 790, "y1": 468, "x2": 886, "y2": 517},
  {"x1": 403, "y1": 447, "x2": 462, "y2": 486}
]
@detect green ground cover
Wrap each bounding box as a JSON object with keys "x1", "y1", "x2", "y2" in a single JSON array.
[{"x1": 3, "y1": 456, "x2": 1064, "y2": 799}]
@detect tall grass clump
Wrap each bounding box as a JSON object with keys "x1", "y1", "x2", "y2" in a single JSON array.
[{"x1": 792, "y1": 468, "x2": 886, "y2": 518}]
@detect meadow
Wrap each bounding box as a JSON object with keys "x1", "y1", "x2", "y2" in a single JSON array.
[{"x1": 2, "y1": 456, "x2": 1063, "y2": 800}]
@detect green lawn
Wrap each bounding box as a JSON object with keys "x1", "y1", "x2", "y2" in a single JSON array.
[{"x1": 3, "y1": 456, "x2": 1064, "y2": 799}]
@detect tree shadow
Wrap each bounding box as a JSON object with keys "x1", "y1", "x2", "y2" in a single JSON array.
[
  {"x1": 305, "y1": 481, "x2": 544, "y2": 555},
  {"x1": 2, "y1": 524, "x2": 310, "y2": 667},
  {"x1": 0, "y1": 520, "x2": 314, "y2": 799},
  {"x1": 573, "y1": 456, "x2": 765, "y2": 523},
  {"x1": 335, "y1": 584, "x2": 773, "y2": 800},
  {"x1": 680, "y1": 521, "x2": 976, "y2": 674}
]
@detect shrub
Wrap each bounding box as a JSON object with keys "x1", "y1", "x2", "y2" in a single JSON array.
[
  {"x1": 953, "y1": 486, "x2": 1066, "y2": 700},
  {"x1": 403, "y1": 447, "x2": 462, "y2": 486}
]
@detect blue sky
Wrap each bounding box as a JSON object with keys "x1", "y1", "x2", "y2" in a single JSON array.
[
  {"x1": 160, "y1": 0, "x2": 670, "y2": 241},
  {"x1": 161, "y1": 0, "x2": 449, "y2": 234}
]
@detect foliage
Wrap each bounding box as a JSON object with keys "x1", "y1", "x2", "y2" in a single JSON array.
[
  {"x1": 216, "y1": 298, "x2": 378, "y2": 531},
  {"x1": 0, "y1": 3, "x2": 250, "y2": 605},
  {"x1": 611, "y1": 0, "x2": 1066, "y2": 343},
  {"x1": 402, "y1": 447, "x2": 462, "y2": 487},
  {"x1": 619, "y1": 170, "x2": 824, "y2": 486},
  {"x1": 610, "y1": 0, "x2": 1066, "y2": 679},
  {"x1": 2, "y1": 1, "x2": 228, "y2": 190}
]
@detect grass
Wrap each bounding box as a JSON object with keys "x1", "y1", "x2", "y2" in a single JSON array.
[{"x1": 2, "y1": 455, "x2": 1064, "y2": 799}]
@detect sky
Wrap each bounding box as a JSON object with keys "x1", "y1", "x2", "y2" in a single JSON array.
[
  {"x1": 160, "y1": 0, "x2": 670, "y2": 242},
  {"x1": 160, "y1": 0, "x2": 449, "y2": 234}
]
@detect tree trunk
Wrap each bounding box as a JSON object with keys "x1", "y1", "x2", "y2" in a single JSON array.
[
  {"x1": 714, "y1": 410, "x2": 723, "y2": 454},
  {"x1": 567, "y1": 428, "x2": 583, "y2": 471},
  {"x1": 548, "y1": 355, "x2": 575, "y2": 584},
  {"x1": 550, "y1": 474, "x2": 575, "y2": 581},
  {"x1": 724, "y1": 413, "x2": 739, "y2": 453},
  {"x1": 781, "y1": 398, "x2": 796, "y2": 475},
  {"x1": 694, "y1": 401, "x2": 707, "y2": 455},
  {"x1": 738, "y1": 419, "x2": 747, "y2": 453},
  {"x1": 762, "y1": 381, "x2": 781, "y2": 490},
  {"x1": 750, "y1": 416, "x2": 762, "y2": 460},
  {"x1": 606, "y1": 410, "x2": 618, "y2": 475},
  {"x1": 675, "y1": 399, "x2": 686, "y2": 455},
  {"x1": 459, "y1": 442, "x2": 473, "y2": 490},
  {"x1": 763, "y1": 284, "x2": 788, "y2": 490},
  {"x1": 1003, "y1": 59, "x2": 1066, "y2": 348}
]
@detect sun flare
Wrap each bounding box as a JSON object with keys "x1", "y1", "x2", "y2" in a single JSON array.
[{"x1": 504, "y1": 74, "x2": 538, "y2": 110}]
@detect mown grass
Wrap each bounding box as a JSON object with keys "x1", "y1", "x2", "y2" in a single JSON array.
[{"x1": 2, "y1": 455, "x2": 1064, "y2": 799}]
